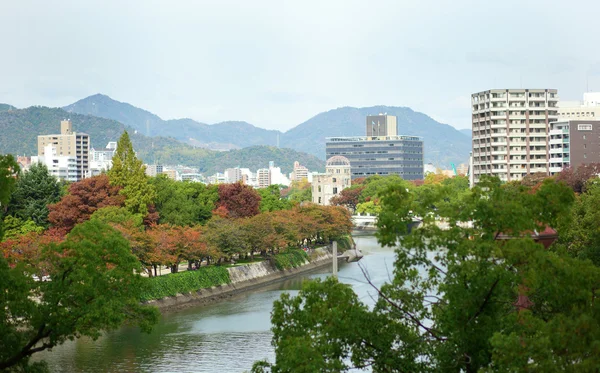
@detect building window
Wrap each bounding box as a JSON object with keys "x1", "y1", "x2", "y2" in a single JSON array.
[
  {"x1": 578, "y1": 124, "x2": 593, "y2": 131},
  {"x1": 318, "y1": 186, "x2": 321, "y2": 192},
  {"x1": 318, "y1": 197, "x2": 322, "y2": 204},
  {"x1": 333, "y1": 187, "x2": 338, "y2": 194}
]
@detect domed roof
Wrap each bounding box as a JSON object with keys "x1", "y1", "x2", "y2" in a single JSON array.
[{"x1": 326, "y1": 155, "x2": 351, "y2": 167}]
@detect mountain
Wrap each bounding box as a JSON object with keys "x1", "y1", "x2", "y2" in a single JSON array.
[
  {"x1": 0, "y1": 106, "x2": 324, "y2": 174},
  {"x1": 0, "y1": 103, "x2": 16, "y2": 112},
  {"x1": 459, "y1": 129, "x2": 472, "y2": 137},
  {"x1": 63, "y1": 94, "x2": 280, "y2": 149},
  {"x1": 64, "y1": 95, "x2": 471, "y2": 166},
  {"x1": 281, "y1": 106, "x2": 471, "y2": 166}
]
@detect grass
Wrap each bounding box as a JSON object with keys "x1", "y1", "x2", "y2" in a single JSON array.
[{"x1": 140, "y1": 266, "x2": 231, "y2": 301}]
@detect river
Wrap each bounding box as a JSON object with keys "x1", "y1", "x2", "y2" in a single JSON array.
[{"x1": 36, "y1": 235, "x2": 396, "y2": 373}]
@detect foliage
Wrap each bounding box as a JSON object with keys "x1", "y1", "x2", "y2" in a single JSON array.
[
  {"x1": 139, "y1": 266, "x2": 230, "y2": 301},
  {"x1": 202, "y1": 217, "x2": 249, "y2": 258},
  {"x1": 556, "y1": 163, "x2": 600, "y2": 193},
  {"x1": 258, "y1": 176, "x2": 600, "y2": 372},
  {"x1": 424, "y1": 172, "x2": 448, "y2": 184},
  {"x1": 216, "y1": 182, "x2": 261, "y2": 218},
  {"x1": 108, "y1": 131, "x2": 156, "y2": 215},
  {"x1": 1, "y1": 216, "x2": 44, "y2": 241},
  {"x1": 0, "y1": 154, "x2": 19, "y2": 240},
  {"x1": 150, "y1": 175, "x2": 218, "y2": 225},
  {"x1": 282, "y1": 179, "x2": 312, "y2": 203},
  {"x1": 0, "y1": 220, "x2": 159, "y2": 372},
  {"x1": 47, "y1": 175, "x2": 125, "y2": 234},
  {"x1": 271, "y1": 249, "x2": 309, "y2": 270},
  {"x1": 7, "y1": 163, "x2": 62, "y2": 227},
  {"x1": 329, "y1": 186, "x2": 364, "y2": 213},
  {"x1": 258, "y1": 185, "x2": 291, "y2": 212},
  {"x1": 358, "y1": 174, "x2": 414, "y2": 203},
  {"x1": 90, "y1": 206, "x2": 144, "y2": 227},
  {"x1": 355, "y1": 200, "x2": 381, "y2": 215}
]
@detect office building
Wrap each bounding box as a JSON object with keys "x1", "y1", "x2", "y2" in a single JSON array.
[
  {"x1": 312, "y1": 156, "x2": 352, "y2": 206},
  {"x1": 549, "y1": 120, "x2": 600, "y2": 174},
  {"x1": 366, "y1": 114, "x2": 397, "y2": 137},
  {"x1": 471, "y1": 89, "x2": 559, "y2": 183},
  {"x1": 326, "y1": 135, "x2": 423, "y2": 180},
  {"x1": 38, "y1": 120, "x2": 90, "y2": 181}
]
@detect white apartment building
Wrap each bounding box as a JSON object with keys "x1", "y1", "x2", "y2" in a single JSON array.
[
  {"x1": 471, "y1": 89, "x2": 558, "y2": 183},
  {"x1": 32, "y1": 144, "x2": 78, "y2": 182},
  {"x1": 145, "y1": 164, "x2": 164, "y2": 177},
  {"x1": 256, "y1": 168, "x2": 270, "y2": 188},
  {"x1": 290, "y1": 161, "x2": 309, "y2": 182},
  {"x1": 225, "y1": 167, "x2": 243, "y2": 183}
]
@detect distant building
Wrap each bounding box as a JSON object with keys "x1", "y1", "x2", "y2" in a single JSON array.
[
  {"x1": 471, "y1": 89, "x2": 559, "y2": 183},
  {"x1": 366, "y1": 114, "x2": 397, "y2": 137},
  {"x1": 88, "y1": 141, "x2": 117, "y2": 177},
  {"x1": 257, "y1": 168, "x2": 270, "y2": 188},
  {"x1": 37, "y1": 120, "x2": 90, "y2": 181},
  {"x1": 31, "y1": 144, "x2": 78, "y2": 182},
  {"x1": 312, "y1": 156, "x2": 352, "y2": 206},
  {"x1": 180, "y1": 173, "x2": 204, "y2": 182},
  {"x1": 145, "y1": 164, "x2": 164, "y2": 177},
  {"x1": 162, "y1": 169, "x2": 177, "y2": 180},
  {"x1": 225, "y1": 167, "x2": 244, "y2": 183},
  {"x1": 269, "y1": 165, "x2": 290, "y2": 187},
  {"x1": 424, "y1": 163, "x2": 436, "y2": 175},
  {"x1": 207, "y1": 172, "x2": 227, "y2": 184},
  {"x1": 290, "y1": 161, "x2": 309, "y2": 182},
  {"x1": 549, "y1": 120, "x2": 600, "y2": 174},
  {"x1": 558, "y1": 92, "x2": 600, "y2": 120}
]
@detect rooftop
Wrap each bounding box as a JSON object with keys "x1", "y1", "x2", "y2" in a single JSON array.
[{"x1": 326, "y1": 135, "x2": 423, "y2": 142}]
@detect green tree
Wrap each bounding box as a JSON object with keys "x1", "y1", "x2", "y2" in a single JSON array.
[
  {"x1": 258, "y1": 185, "x2": 291, "y2": 212},
  {"x1": 256, "y1": 177, "x2": 600, "y2": 372},
  {"x1": 283, "y1": 180, "x2": 312, "y2": 204},
  {"x1": 0, "y1": 219, "x2": 159, "y2": 372},
  {"x1": 150, "y1": 175, "x2": 218, "y2": 225},
  {"x1": 358, "y1": 174, "x2": 413, "y2": 203},
  {"x1": 7, "y1": 163, "x2": 62, "y2": 227},
  {"x1": 1, "y1": 215, "x2": 44, "y2": 241},
  {"x1": 0, "y1": 154, "x2": 19, "y2": 240},
  {"x1": 108, "y1": 131, "x2": 156, "y2": 215}
]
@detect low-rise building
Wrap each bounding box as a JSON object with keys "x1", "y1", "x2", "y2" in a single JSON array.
[
  {"x1": 145, "y1": 164, "x2": 164, "y2": 177},
  {"x1": 312, "y1": 156, "x2": 352, "y2": 206}
]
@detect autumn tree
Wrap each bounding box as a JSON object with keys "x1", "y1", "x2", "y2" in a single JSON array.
[
  {"x1": 255, "y1": 177, "x2": 600, "y2": 372},
  {"x1": 556, "y1": 162, "x2": 600, "y2": 193},
  {"x1": 329, "y1": 186, "x2": 364, "y2": 213},
  {"x1": 216, "y1": 182, "x2": 261, "y2": 218},
  {"x1": 108, "y1": 131, "x2": 156, "y2": 215},
  {"x1": 7, "y1": 163, "x2": 62, "y2": 227},
  {"x1": 0, "y1": 220, "x2": 159, "y2": 372},
  {"x1": 423, "y1": 172, "x2": 448, "y2": 185},
  {"x1": 202, "y1": 217, "x2": 248, "y2": 260},
  {"x1": 47, "y1": 175, "x2": 124, "y2": 234}
]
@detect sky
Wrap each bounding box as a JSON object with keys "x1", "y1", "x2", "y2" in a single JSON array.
[{"x1": 1, "y1": 0, "x2": 599, "y2": 131}]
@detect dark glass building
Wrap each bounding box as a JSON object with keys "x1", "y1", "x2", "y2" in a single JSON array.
[{"x1": 325, "y1": 135, "x2": 424, "y2": 180}]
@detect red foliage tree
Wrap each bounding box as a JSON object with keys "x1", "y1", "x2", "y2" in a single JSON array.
[
  {"x1": 555, "y1": 163, "x2": 600, "y2": 194},
  {"x1": 48, "y1": 175, "x2": 125, "y2": 234},
  {"x1": 216, "y1": 182, "x2": 261, "y2": 218},
  {"x1": 329, "y1": 186, "x2": 365, "y2": 212}
]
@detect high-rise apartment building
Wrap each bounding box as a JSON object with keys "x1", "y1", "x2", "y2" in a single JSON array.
[
  {"x1": 38, "y1": 120, "x2": 90, "y2": 181},
  {"x1": 549, "y1": 120, "x2": 600, "y2": 174},
  {"x1": 366, "y1": 115, "x2": 397, "y2": 137},
  {"x1": 471, "y1": 89, "x2": 559, "y2": 183},
  {"x1": 290, "y1": 161, "x2": 309, "y2": 182}
]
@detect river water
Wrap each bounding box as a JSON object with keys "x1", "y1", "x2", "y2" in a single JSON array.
[{"x1": 37, "y1": 235, "x2": 396, "y2": 373}]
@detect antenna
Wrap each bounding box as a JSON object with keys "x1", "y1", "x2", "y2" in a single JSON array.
[{"x1": 277, "y1": 133, "x2": 280, "y2": 148}]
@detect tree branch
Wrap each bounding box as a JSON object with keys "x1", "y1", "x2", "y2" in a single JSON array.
[{"x1": 467, "y1": 277, "x2": 500, "y2": 325}]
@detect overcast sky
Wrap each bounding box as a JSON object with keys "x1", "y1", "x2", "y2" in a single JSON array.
[{"x1": 1, "y1": 0, "x2": 599, "y2": 131}]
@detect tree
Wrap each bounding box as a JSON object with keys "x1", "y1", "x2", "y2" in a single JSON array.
[
  {"x1": 556, "y1": 163, "x2": 600, "y2": 193},
  {"x1": 0, "y1": 155, "x2": 19, "y2": 240},
  {"x1": 216, "y1": 182, "x2": 261, "y2": 219},
  {"x1": 424, "y1": 172, "x2": 448, "y2": 185},
  {"x1": 256, "y1": 176, "x2": 600, "y2": 372},
  {"x1": 202, "y1": 217, "x2": 248, "y2": 260},
  {"x1": 150, "y1": 175, "x2": 218, "y2": 225},
  {"x1": 7, "y1": 163, "x2": 62, "y2": 227},
  {"x1": 282, "y1": 179, "x2": 312, "y2": 204},
  {"x1": 0, "y1": 219, "x2": 159, "y2": 372},
  {"x1": 1, "y1": 216, "x2": 44, "y2": 241},
  {"x1": 47, "y1": 175, "x2": 125, "y2": 234},
  {"x1": 358, "y1": 174, "x2": 413, "y2": 203},
  {"x1": 329, "y1": 186, "x2": 364, "y2": 213},
  {"x1": 258, "y1": 185, "x2": 291, "y2": 212},
  {"x1": 108, "y1": 131, "x2": 156, "y2": 215}
]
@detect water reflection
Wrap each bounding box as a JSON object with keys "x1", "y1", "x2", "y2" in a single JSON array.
[{"x1": 36, "y1": 235, "x2": 395, "y2": 372}]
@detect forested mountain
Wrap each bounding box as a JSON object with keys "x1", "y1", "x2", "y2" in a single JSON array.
[
  {"x1": 0, "y1": 106, "x2": 324, "y2": 174},
  {"x1": 64, "y1": 94, "x2": 471, "y2": 166},
  {"x1": 0, "y1": 103, "x2": 15, "y2": 112}
]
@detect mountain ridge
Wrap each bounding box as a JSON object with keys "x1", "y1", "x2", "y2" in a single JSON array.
[{"x1": 63, "y1": 94, "x2": 470, "y2": 166}]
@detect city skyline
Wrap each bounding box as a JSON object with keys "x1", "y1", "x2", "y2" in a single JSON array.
[{"x1": 2, "y1": 0, "x2": 600, "y2": 131}]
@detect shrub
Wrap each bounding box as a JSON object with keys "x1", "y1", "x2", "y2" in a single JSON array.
[
  {"x1": 140, "y1": 266, "x2": 230, "y2": 301},
  {"x1": 272, "y1": 249, "x2": 309, "y2": 270}
]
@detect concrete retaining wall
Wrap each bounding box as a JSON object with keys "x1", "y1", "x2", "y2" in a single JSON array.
[{"x1": 146, "y1": 249, "x2": 334, "y2": 313}]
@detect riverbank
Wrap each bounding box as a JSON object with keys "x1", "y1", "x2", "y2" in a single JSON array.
[{"x1": 145, "y1": 248, "x2": 335, "y2": 312}]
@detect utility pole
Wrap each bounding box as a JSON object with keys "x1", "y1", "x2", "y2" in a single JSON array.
[{"x1": 332, "y1": 241, "x2": 338, "y2": 278}]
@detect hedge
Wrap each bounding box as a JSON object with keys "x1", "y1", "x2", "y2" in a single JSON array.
[
  {"x1": 272, "y1": 249, "x2": 309, "y2": 270},
  {"x1": 140, "y1": 266, "x2": 231, "y2": 301}
]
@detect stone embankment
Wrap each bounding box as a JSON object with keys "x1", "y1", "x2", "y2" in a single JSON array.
[{"x1": 146, "y1": 249, "x2": 334, "y2": 312}]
